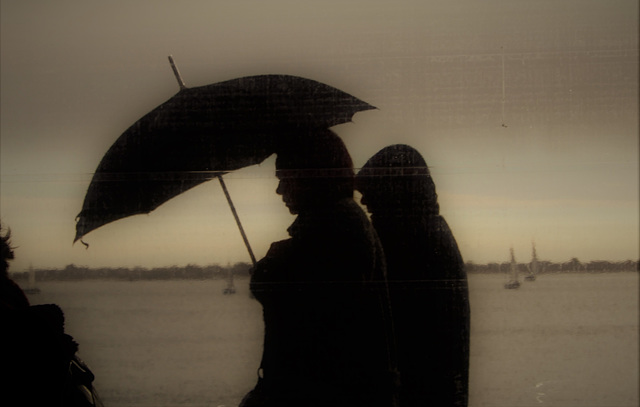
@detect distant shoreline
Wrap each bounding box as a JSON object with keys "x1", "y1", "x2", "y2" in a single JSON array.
[{"x1": 9, "y1": 260, "x2": 639, "y2": 281}]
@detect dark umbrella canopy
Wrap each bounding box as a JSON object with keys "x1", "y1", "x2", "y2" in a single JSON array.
[{"x1": 75, "y1": 75, "x2": 375, "y2": 243}]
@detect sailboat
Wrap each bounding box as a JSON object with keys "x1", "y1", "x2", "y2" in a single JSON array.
[
  {"x1": 23, "y1": 265, "x2": 41, "y2": 295},
  {"x1": 223, "y1": 266, "x2": 236, "y2": 295},
  {"x1": 525, "y1": 242, "x2": 538, "y2": 281},
  {"x1": 504, "y1": 247, "x2": 521, "y2": 289}
]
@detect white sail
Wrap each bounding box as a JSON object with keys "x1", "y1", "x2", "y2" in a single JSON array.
[
  {"x1": 505, "y1": 247, "x2": 521, "y2": 289},
  {"x1": 223, "y1": 266, "x2": 236, "y2": 295},
  {"x1": 525, "y1": 242, "x2": 538, "y2": 281},
  {"x1": 24, "y1": 265, "x2": 41, "y2": 294}
]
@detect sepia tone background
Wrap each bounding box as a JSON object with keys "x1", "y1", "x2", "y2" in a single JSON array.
[
  {"x1": 2, "y1": 2, "x2": 638, "y2": 407},
  {"x1": 1, "y1": 2, "x2": 638, "y2": 270}
]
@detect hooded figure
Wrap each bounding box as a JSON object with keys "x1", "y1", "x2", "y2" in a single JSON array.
[
  {"x1": 0, "y1": 225, "x2": 102, "y2": 406},
  {"x1": 240, "y1": 130, "x2": 396, "y2": 407},
  {"x1": 356, "y1": 145, "x2": 470, "y2": 407}
]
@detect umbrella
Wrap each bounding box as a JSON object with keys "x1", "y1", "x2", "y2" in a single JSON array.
[{"x1": 75, "y1": 59, "x2": 375, "y2": 264}]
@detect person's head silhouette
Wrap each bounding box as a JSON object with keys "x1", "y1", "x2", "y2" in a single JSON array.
[
  {"x1": 356, "y1": 144, "x2": 439, "y2": 219},
  {"x1": 275, "y1": 129, "x2": 354, "y2": 214},
  {"x1": 1, "y1": 225, "x2": 15, "y2": 277}
]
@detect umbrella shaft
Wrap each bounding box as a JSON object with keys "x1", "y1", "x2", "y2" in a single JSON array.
[{"x1": 216, "y1": 175, "x2": 257, "y2": 267}]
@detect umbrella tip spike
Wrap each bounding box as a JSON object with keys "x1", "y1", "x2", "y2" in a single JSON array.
[
  {"x1": 74, "y1": 238, "x2": 90, "y2": 249},
  {"x1": 73, "y1": 230, "x2": 89, "y2": 249},
  {"x1": 168, "y1": 55, "x2": 187, "y2": 90}
]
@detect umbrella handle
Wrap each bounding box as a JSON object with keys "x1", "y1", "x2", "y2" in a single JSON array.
[{"x1": 216, "y1": 174, "x2": 257, "y2": 267}]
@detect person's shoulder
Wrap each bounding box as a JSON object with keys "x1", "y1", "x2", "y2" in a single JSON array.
[
  {"x1": 332, "y1": 198, "x2": 375, "y2": 231},
  {"x1": 335, "y1": 197, "x2": 368, "y2": 219},
  {"x1": 0, "y1": 278, "x2": 30, "y2": 310}
]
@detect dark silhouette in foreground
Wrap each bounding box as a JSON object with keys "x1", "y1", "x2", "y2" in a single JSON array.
[
  {"x1": 0, "y1": 225, "x2": 102, "y2": 406},
  {"x1": 240, "y1": 130, "x2": 397, "y2": 407},
  {"x1": 357, "y1": 145, "x2": 470, "y2": 407}
]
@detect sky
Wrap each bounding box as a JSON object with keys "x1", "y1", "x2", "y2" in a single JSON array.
[{"x1": 1, "y1": 0, "x2": 638, "y2": 272}]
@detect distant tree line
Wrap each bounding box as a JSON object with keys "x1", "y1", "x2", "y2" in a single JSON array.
[
  {"x1": 464, "y1": 258, "x2": 639, "y2": 274},
  {"x1": 11, "y1": 262, "x2": 252, "y2": 282},
  {"x1": 9, "y1": 258, "x2": 638, "y2": 282}
]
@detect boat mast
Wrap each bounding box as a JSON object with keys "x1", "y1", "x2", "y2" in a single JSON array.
[
  {"x1": 504, "y1": 247, "x2": 521, "y2": 289},
  {"x1": 531, "y1": 242, "x2": 538, "y2": 274},
  {"x1": 509, "y1": 247, "x2": 518, "y2": 282}
]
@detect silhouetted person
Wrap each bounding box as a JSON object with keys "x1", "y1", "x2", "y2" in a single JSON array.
[
  {"x1": 1, "y1": 227, "x2": 30, "y2": 310},
  {"x1": 240, "y1": 130, "x2": 397, "y2": 407},
  {"x1": 356, "y1": 145, "x2": 470, "y2": 407},
  {"x1": 0, "y1": 225, "x2": 102, "y2": 406}
]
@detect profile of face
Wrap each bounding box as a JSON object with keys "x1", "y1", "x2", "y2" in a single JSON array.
[
  {"x1": 356, "y1": 144, "x2": 438, "y2": 219},
  {"x1": 276, "y1": 170, "x2": 310, "y2": 215},
  {"x1": 274, "y1": 129, "x2": 355, "y2": 215},
  {"x1": 358, "y1": 185, "x2": 394, "y2": 218},
  {"x1": 276, "y1": 167, "x2": 341, "y2": 214}
]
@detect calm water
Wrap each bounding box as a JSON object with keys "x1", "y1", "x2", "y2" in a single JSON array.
[{"x1": 25, "y1": 272, "x2": 639, "y2": 407}]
